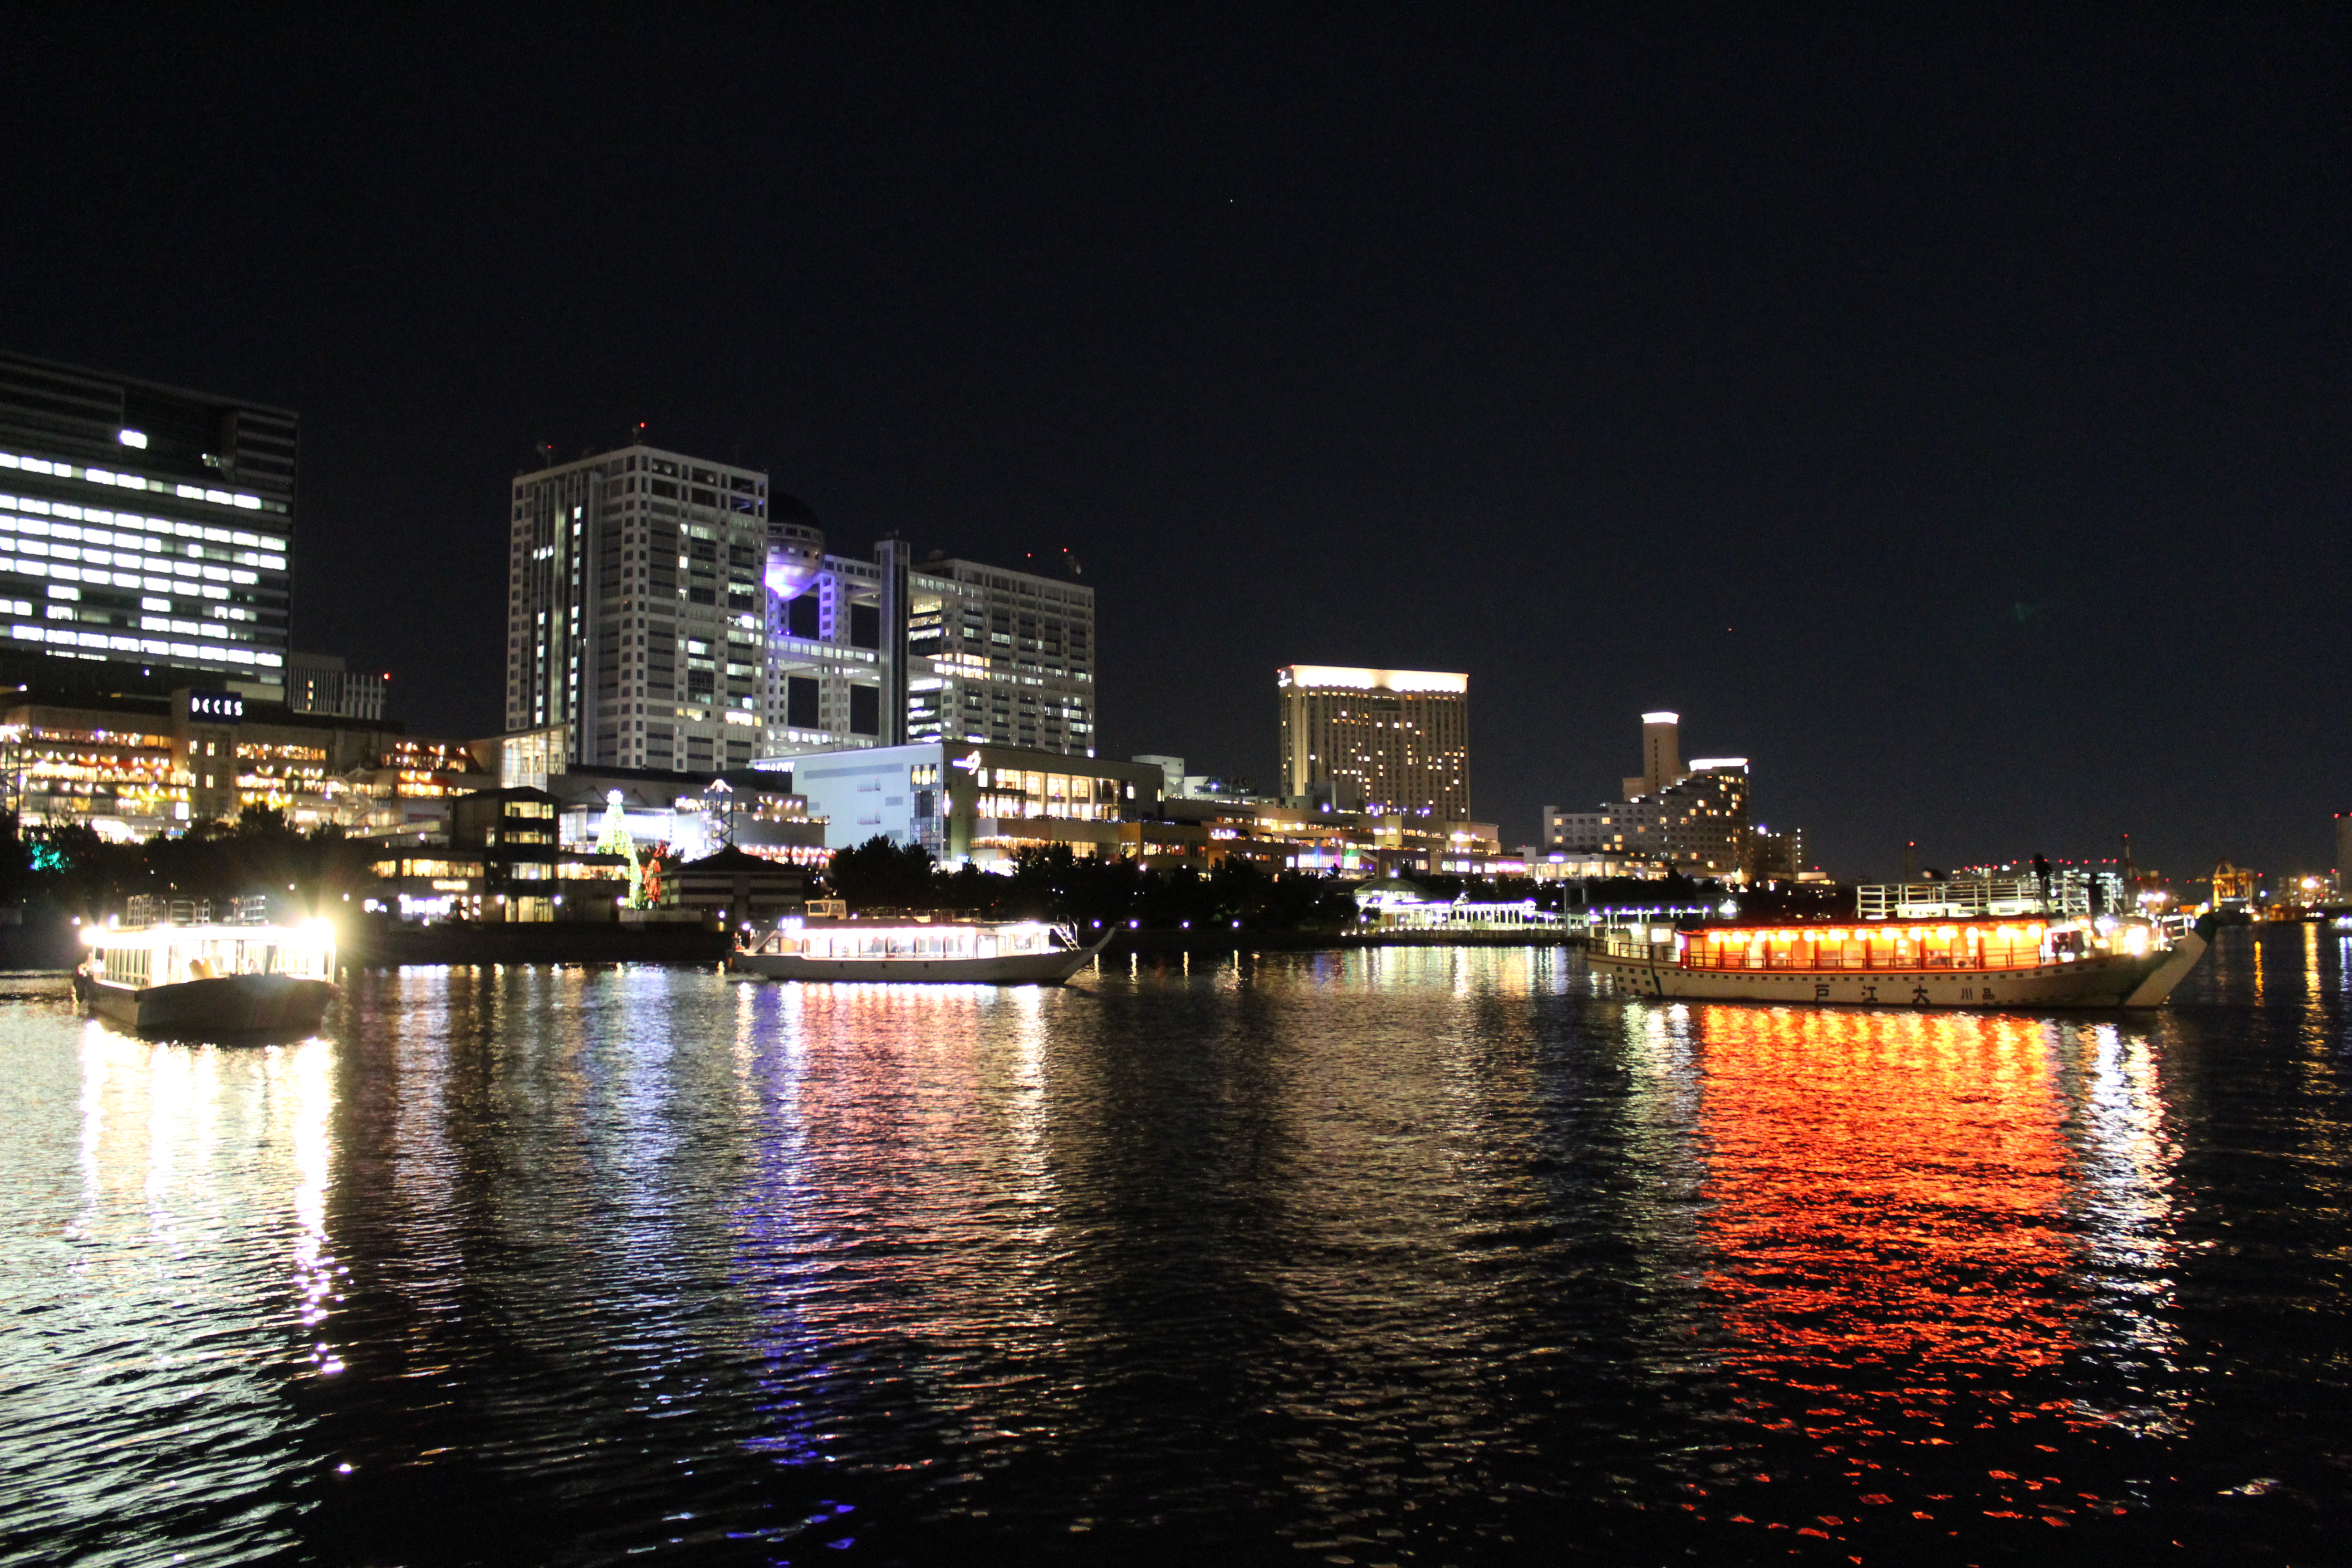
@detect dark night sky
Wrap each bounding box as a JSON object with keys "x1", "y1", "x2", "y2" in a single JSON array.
[{"x1": 3, "y1": 8, "x2": 2345, "y2": 882}]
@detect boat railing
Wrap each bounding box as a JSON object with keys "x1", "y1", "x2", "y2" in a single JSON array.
[
  {"x1": 1857, "y1": 877, "x2": 2056, "y2": 919},
  {"x1": 120, "y1": 894, "x2": 275, "y2": 928},
  {"x1": 1855, "y1": 873, "x2": 2131, "y2": 921}
]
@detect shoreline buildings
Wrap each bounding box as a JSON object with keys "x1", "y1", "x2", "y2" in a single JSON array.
[
  {"x1": 763, "y1": 513, "x2": 1095, "y2": 760},
  {"x1": 1543, "y1": 711, "x2": 1808, "y2": 882},
  {"x1": 506, "y1": 444, "x2": 772, "y2": 774},
  {"x1": 0, "y1": 350, "x2": 477, "y2": 843}
]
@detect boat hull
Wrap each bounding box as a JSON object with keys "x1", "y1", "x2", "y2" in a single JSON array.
[
  {"x1": 732, "y1": 945, "x2": 1104, "y2": 985},
  {"x1": 1586, "y1": 927, "x2": 2207, "y2": 1010},
  {"x1": 85, "y1": 974, "x2": 338, "y2": 1035}
]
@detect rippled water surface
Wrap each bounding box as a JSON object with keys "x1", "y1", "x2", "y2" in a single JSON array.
[{"x1": 5, "y1": 928, "x2": 2351, "y2": 1565}]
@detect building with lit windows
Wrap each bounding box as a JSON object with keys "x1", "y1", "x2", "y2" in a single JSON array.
[
  {"x1": 365, "y1": 786, "x2": 631, "y2": 924},
  {"x1": 0, "y1": 687, "x2": 489, "y2": 839},
  {"x1": 509, "y1": 456, "x2": 1097, "y2": 778},
  {"x1": 761, "y1": 509, "x2": 1095, "y2": 760},
  {"x1": 506, "y1": 444, "x2": 770, "y2": 776},
  {"x1": 0, "y1": 350, "x2": 295, "y2": 701},
  {"x1": 1542, "y1": 711, "x2": 1807, "y2": 881},
  {"x1": 1277, "y1": 665, "x2": 1470, "y2": 818}
]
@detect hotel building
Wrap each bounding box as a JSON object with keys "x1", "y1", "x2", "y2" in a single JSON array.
[
  {"x1": 0, "y1": 350, "x2": 296, "y2": 700},
  {"x1": 506, "y1": 445, "x2": 770, "y2": 774},
  {"x1": 1277, "y1": 665, "x2": 1470, "y2": 818},
  {"x1": 1543, "y1": 711, "x2": 1770, "y2": 880}
]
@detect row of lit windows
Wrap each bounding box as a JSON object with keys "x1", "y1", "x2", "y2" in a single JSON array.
[
  {"x1": 7, "y1": 622, "x2": 281, "y2": 666},
  {"x1": 0, "y1": 450, "x2": 278, "y2": 514},
  {"x1": 0, "y1": 492, "x2": 285, "y2": 566}
]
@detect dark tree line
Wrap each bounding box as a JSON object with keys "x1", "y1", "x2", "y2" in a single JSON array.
[
  {"x1": 1, "y1": 806, "x2": 379, "y2": 921},
  {"x1": 818, "y1": 838, "x2": 1843, "y2": 931},
  {"x1": 823, "y1": 838, "x2": 1357, "y2": 931}
]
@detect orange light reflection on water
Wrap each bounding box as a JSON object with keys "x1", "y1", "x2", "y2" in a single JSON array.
[
  {"x1": 1687, "y1": 1003, "x2": 2131, "y2": 1541},
  {"x1": 1701, "y1": 1006, "x2": 2073, "y2": 1379}
]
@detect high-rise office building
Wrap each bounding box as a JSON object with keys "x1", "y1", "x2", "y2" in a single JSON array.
[
  {"x1": 0, "y1": 350, "x2": 296, "y2": 700},
  {"x1": 1277, "y1": 665, "x2": 1470, "y2": 818},
  {"x1": 507, "y1": 445, "x2": 770, "y2": 773},
  {"x1": 509, "y1": 450, "x2": 1096, "y2": 774},
  {"x1": 762, "y1": 518, "x2": 1096, "y2": 759}
]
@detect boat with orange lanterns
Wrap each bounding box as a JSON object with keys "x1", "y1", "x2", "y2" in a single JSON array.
[{"x1": 1585, "y1": 876, "x2": 2211, "y2": 1010}]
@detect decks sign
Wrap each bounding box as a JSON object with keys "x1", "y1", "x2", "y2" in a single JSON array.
[{"x1": 186, "y1": 690, "x2": 244, "y2": 722}]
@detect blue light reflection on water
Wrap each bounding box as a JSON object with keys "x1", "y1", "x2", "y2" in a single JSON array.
[{"x1": 0, "y1": 929, "x2": 2347, "y2": 1564}]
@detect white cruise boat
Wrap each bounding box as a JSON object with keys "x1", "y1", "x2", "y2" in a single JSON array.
[
  {"x1": 75, "y1": 898, "x2": 339, "y2": 1034},
  {"x1": 732, "y1": 911, "x2": 1112, "y2": 985}
]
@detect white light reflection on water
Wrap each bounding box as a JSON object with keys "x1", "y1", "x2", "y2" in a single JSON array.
[
  {"x1": 3, "y1": 1014, "x2": 333, "y2": 1564},
  {"x1": 2067, "y1": 1020, "x2": 2185, "y2": 1437},
  {"x1": 292, "y1": 1038, "x2": 345, "y2": 1376}
]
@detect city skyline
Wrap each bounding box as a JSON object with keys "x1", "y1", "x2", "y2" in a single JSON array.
[{"x1": 1, "y1": 11, "x2": 2344, "y2": 878}]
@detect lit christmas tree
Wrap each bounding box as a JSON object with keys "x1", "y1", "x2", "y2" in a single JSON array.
[{"x1": 594, "y1": 790, "x2": 644, "y2": 907}]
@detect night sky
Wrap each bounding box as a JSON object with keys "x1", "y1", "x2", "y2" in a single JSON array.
[{"x1": 3, "y1": 9, "x2": 2344, "y2": 883}]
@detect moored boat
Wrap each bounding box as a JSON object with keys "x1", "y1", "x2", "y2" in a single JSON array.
[
  {"x1": 1587, "y1": 903, "x2": 2212, "y2": 1010},
  {"x1": 76, "y1": 902, "x2": 339, "y2": 1035},
  {"x1": 732, "y1": 913, "x2": 1112, "y2": 984}
]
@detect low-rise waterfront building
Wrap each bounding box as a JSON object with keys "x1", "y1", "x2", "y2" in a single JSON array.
[
  {"x1": 671, "y1": 844, "x2": 809, "y2": 925},
  {"x1": 765, "y1": 741, "x2": 1160, "y2": 865},
  {"x1": 364, "y1": 786, "x2": 629, "y2": 922},
  {"x1": 547, "y1": 767, "x2": 829, "y2": 867},
  {"x1": 0, "y1": 685, "x2": 489, "y2": 839},
  {"x1": 1144, "y1": 793, "x2": 1505, "y2": 877}
]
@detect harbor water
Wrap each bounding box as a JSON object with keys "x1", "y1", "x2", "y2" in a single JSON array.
[{"x1": 3, "y1": 926, "x2": 2348, "y2": 1565}]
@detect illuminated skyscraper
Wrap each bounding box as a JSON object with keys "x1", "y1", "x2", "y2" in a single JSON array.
[
  {"x1": 507, "y1": 449, "x2": 1097, "y2": 775},
  {"x1": 1277, "y1": 665, "x2": 1470, "y2": 818},
  {"x1": 507, "y1": 445, "x2": 769, "y2": 773},
  {"x1": 0, "y1": 349, "x2": 296, "y2": 700}
]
